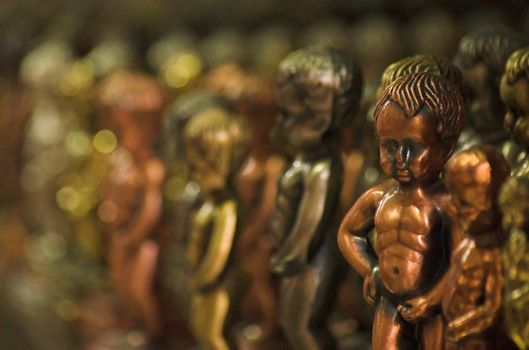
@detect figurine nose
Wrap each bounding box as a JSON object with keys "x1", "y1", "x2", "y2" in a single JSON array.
[{"x1": 396, "y1": 145, "x2": 411, "y2": 166}]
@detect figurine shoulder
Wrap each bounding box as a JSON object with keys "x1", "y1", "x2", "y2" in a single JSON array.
[
  {"x1": 358, "y1": 179, "x2": 396, "y2": 204},
  {"x1": 306, "y1": 158, "x2": 334, "y2": 183}
]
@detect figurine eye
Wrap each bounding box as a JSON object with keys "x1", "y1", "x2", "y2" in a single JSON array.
[{"x1": 382, "y1": 139, "x2": 398, "y2": 154}]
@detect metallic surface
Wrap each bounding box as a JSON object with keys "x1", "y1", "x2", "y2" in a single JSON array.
[
  {"x1": 98, "y1": 71, "x2": 166, "y2": 338},
  {"x1": 454, "y1": 27, "x2": 525, "y2": 165},
  {"x1": 443, "y1": 145, "x2": 511, "y2": 349},
  {"x1": 499, "y1": 47, "x2": 529, "y2": 350},
  {"x1": 270, "y1": 47, "x2": 362, "y2": 350},
  {"x1": 184, "y1": 107, "x2": 250, "y2": 350},
  {"x1": 339, "y1": 73, "x2": 464, "y2": 349}
]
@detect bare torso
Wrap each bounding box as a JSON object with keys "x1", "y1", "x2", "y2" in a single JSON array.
[
  {"x1": 442, "y1": 238, "x2": 498, "y2": 320},
  {"x1": 375, "y1": 183, "x2": 449, "y2": 296}
]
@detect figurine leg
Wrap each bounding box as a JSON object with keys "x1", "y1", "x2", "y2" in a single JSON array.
[
  {"x1": 279, "y1": 251, "x2": 338, "y2": 350},
  {"x1": 421, "y1": 314, "x2": 444, "y2": 350},
  {"x1": 372, "y1": 296, "x2": 416, "y2": 350},
  {"x1": 248, "y1": 245, "x2": 278, "y2": 337},
  {"x1": 130, "y1": 240, "x2": 161, "y2": 337},
  {"x1": 191, "y1": 288, "x2": 230, "y2": 350}
]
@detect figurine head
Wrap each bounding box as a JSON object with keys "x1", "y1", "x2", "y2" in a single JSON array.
[
  {"x1": 445, "y1": 145, "x2": 509, "y2": 237},
  {"x1": 184, "y1": 107, "x2": 249, "y2": 196},
  {"x1": 374, "y1": 73, "x2": 464, "y2": 185},
  {"x1": 377, "y1": 54, "x2": 463, "y2": 100},
  {"x1": 165, "y1": 89, "x2": 232, "y2": 161},
  {"x1": 274, "y1": 47, "x2": 362, "y2": 150},
  {"x1": 500, "y1": 47, "x2": 529, "y2": 146},
  {"x1": 454, "y1": 27, "x2": 524, "y2": 132},
  {"x1": 99, "y1": 71, "x2": 166, "y2": 157}
]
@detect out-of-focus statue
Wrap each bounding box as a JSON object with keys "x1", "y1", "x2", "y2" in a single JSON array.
[
  {"x1": 443, "y1": 145, "x2": 513, "y2": 350},
  {"x1": 270, "y1": 47, "x2": 362, "y2": 350},
  {"x1": 98, "y1": 71, "x2": 166, "y2": 341},
  {"x1": 184, "y1": 107, "x2": 250, "y2": 350},
  {"x1": 499, "y1": 47, "x2": 529, "y2": 350}
]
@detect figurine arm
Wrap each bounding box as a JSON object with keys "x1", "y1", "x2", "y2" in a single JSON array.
[
  {"x1": 193, "y1": 200, "x2": 238, "y2": 290},
  {"x1": 338, "y1": 183, "x2": 388, "y2": 278},
  {"x1": 447, "y1": 252, "x2": 503, "y2": 341},
  {"x1": 270, "y1": 161, "x2": 335, "y2": 275},
  {"x1": 121, "y1": 159, "x2": 165, "y2": 245},
  {"x1": 239, "y1": 156, "x2": 285, "y2": 251}
]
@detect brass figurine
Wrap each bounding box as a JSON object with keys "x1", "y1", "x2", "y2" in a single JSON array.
[
  {"x1": 339, "y1": 72, "x2": 464, "y2": 350},
  {"x1": 270, "y1": 47, "x2": 362, "y2": 350},
  {"x1": 184, "y1": 107, "x2": 250, "y2": 350},
  {"x1": 499, "y1": 47, "x2": 529, "y2": 349},
  {"x1": 454, "y1": 27, "x2": 525, "y2": 164},
  {"x1": 98, "y1": 71, "x2": 166, "y2": 339},
  {"x1": 205, "y1": 64, "x2": 286, "y2": 341},
  {"x1": 442, "y1": 145, "x2": 512, "y2": 349}
]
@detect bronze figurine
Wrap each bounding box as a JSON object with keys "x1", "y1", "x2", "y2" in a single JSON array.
[
  {"x1": 205, "y1": 64, "x2": 286, "y2": 342},
  {"x1": 270, "y1": 47, "x2": 362, "y2": 350},
  {"x1": 98, "y1": 71, "x2": 166, "y2": 339},
  {"x1": 499, "y1": 47, "x2": 529, "y2": 350},
  {"x1": 442, "y1": 145, "x2": 512, "y2": 350},
  {"x1": 454, "y1": 27, "x2": 525, "y2": 164},
  {"x1": 184, "y1": 107, "x2": 250, "y2": 350},
  {"x1": 339, "y1": 72, "x2": 464, "y2": 350}
]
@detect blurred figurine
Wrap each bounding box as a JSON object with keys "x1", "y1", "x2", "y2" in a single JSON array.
[
  {"x1": 270, "y1": 47, "x2": 362, "y2": 350},
  {"x1": 184, "y1": 107, "x2": 249, "y2": 350},
  {"x1": 204, "y1": 64, "x2": 285, "y2": 342},
  {"x1": 454, "y1": 27, "x2": 525, "y2": 164},
  {"x1": 98, "y1": 71, "x2": 166, "y2": 340},
  {"x1": 443, "y1": 145, "x2": 512, "y2": 350},
  {"x1": 499, "y1": 47, "x2": 529, "y2": 349},
  {"x1": 338, "y1": 73, "x2": 464, "y2": 350}
]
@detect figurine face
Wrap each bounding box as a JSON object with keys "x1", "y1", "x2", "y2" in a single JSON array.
[
  {"x1": 501, "y1": 76, "x2": 529, "y2": 146},
  {"x1": 376, "y1": 101, "x2": 448, "y2": 184},
  {"x1": 275, "y1": 80, "x2": 333, "y2": 149},
  {"x1": 186, "y1": 150, "x2": 225, "y2": 194},
  {"x1": 447, "y1": 165, "x2": 492, "y2": 229},
  {"x1": 113, "y1": 111, "x2": 159, "y2": 155}
]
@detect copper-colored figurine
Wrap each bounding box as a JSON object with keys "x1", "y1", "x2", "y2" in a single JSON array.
[
  {"x1": 98, "y1": 71, "x2": 166, "y2": 339},
  {"x1": 454, "y1": 27, "x2": 525, "y2": 164},
  {"x1": 270, "y1": 47, "x2": 362, "y2": 350},
  {"x1": 499, "y1": 47, "x2": 529, "y2": 349},
  {"x1": 442, "y1": 145, "x2": 512, "y2": 349},
  {"x1": 184, "y1": 107, "x2": 250, "y2": 350},
  {"x1": 339, "y1": 72, "x2": 464, "y2": 350},
  {"x1": 204, "y1": 63, "x2": 285, "y2": 342}
]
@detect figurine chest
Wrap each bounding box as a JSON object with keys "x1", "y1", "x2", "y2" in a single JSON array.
[{"x1": 375, "y1": 195, "x2": 432, "y2": 235}]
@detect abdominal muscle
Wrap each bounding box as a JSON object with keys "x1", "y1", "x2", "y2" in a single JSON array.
[{"x1": 378, "y1": 247, "x2": 427, "y2": 296}]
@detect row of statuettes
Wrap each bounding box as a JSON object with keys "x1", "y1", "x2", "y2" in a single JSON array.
[{"x1": 86, "y1": 26, "x2": 529, "y2": 350}]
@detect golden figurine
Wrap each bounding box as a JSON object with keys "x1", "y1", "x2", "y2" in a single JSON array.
[
  {"x1": 499, "y1": 47, "x2": 529, "y2": 349},
  {"x1": 97, "y1": 71, "x2": 166, "y2": 340},
  {"x1": 454, "y1": 27, "x2": 525, "y2": 164},
  {"x1": 184, "y1": 107, "x2": 250, "y2": 350},
  {"x1": 270, "y1": 47, "x2": 362, "y2": 350},
  {"x1": 339, "y1": 72, "x2": 464, "y2": 350},
  {"x1": 204, "y1": 63, "x2": 286, "y2": 342},
  {"x1": 442, "y1": 145, "x2": 513, "y2": 350}
]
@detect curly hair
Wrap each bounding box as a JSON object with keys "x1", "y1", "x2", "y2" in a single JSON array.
[
  {"x1": 277, "y1": 46, "x2": 363, "y2": 129},
  {"x1": 504, "y1": 47, "x2": 529, "y2": 85},
  {"x1": 455, "y1": 27, "x2": 525, "y2": 81},
  {"x1": 374, "y1": 72, "x2": 464, "y2": 144},
  {"x1": 380, "y1": 54, "x2": 463, "y2": 95}
]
